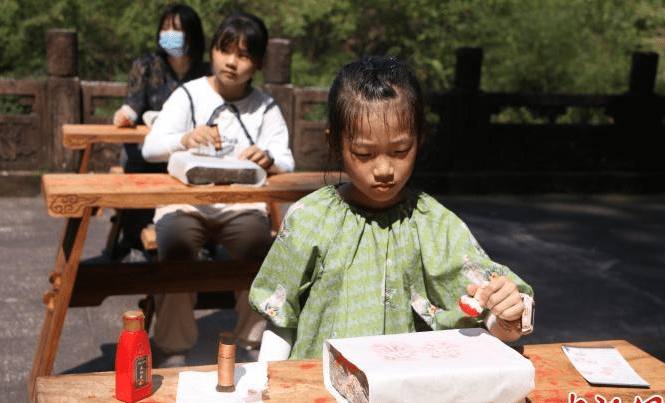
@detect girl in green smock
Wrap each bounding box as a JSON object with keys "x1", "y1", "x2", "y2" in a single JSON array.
[{"x1": 249, "y1": 55, "x2": 534, "y2": 360}]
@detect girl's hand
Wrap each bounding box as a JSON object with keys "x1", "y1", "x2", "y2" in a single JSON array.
[
  {"x1": 113, "y1": 109, "x2": 132, "y2": 127},
  {"x1": 239, "y1": 145, "x2": 275, "y2": 170},
  {"x1": 466, "y1": 275, "x2": 523, "y2": 322},
  {"x1": 181, "y1": 126, "x2": 221, "y2": 149}
]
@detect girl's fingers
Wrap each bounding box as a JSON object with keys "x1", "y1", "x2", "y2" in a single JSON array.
[
  {"x1": 239, "y1": 146, "x2": 272, "y2": 168},
  {"x1": 184, "y1": 126, "x2": 220, "y2": 148},
  {"x1": 469, "y1": 280, "x2": 492, "y2": 304},
  {"x1": 238, "y1": 145, "x2": 258, "y2": 160},
  {"x1": 466, "y1": 275, "x2": 523, "y2": 321},
  {"x1": 466, "y1": 283, "x2": 479, "y2": 296},
  {"x1": 488, "y1": 293, "x2": 523, "y2": 321},
  {"x1": 485, "y1": 277, "x2": 523, "y2": 321},
  {"x1": 113, "y1": 110, "x2": 130, "y2": 127},
  {"x1": 485, "y1": 277, "x2": 516, "y2": 307},
  {"x1": 200, "y1": 126, "x2": 220, "y2": 144}
]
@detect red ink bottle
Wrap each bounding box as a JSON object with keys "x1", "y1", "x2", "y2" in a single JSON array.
[{"x1": 115, "y1": 310, "x2": 152, "y2": 402}]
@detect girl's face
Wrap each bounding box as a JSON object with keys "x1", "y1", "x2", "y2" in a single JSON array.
[
  {"x1": 210, "y1": 38, "x2": 257, "y2": 94},
  {"x1": 340, "y1": 107, "x2": 417, "y2": 211}
]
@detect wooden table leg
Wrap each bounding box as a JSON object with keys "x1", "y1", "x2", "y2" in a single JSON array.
[
  {"x1": 28, "y1": 208, "x2": 92, "y2": 403},
  {"x1": 104, "y1": 209, "x2": 124, "y2": 259},
  {"x1": 77, "y1": 145, "x2": 92, "y2": 174}
]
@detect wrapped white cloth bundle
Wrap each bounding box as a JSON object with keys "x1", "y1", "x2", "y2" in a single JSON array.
[
  {"x1": 167, "y1": 150, "x2": 267, "y2": 186},
  {"x1": 323, "y1": 328, "x2": 535, "y2": 403}
]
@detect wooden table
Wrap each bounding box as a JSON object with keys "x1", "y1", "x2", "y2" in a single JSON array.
[
  {"x1": 61, "y1": 123, "x2": 153, "y2": 258},
  {"x1": 41, "y1": 172, "x2": 343, "y2": 217},
  {"x1": 29, "y1": 171, "x2": 342, "y2": 403},
  {"x1": 35, "y1": 340, "x2": 665, "y2": 402},
  {"x1": 62, "y1": 124, "x2": 149, "y2": 173}
]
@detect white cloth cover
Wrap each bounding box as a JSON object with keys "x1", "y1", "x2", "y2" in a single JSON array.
[
  {"x1": 323, "y1": 328, "x2": 534, "y2": 403},
  {"x1": 168, "y1": 150, "x2": 267, "y2": 186}
]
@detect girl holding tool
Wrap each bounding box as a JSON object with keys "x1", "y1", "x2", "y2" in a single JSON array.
[
  {"x1": 249, "y1": 55, "x2": 534, "y2": 360},
  {"x1": 142, "y1": 11, "x2": 294, "y2": 366}
]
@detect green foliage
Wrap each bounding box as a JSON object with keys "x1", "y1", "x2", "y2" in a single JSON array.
[
  {"x1": 2, "y1": 0, "x2": 665, "y2": 100},
  {"x1": 0, "y1": 96, "x2": 32, "y2": 114},
  {"x1": 251, "y1": 0, "x2": 665, "y2": 95},
  {"x1": 476, "y1": 0, "x2": 642, "y2": 94}
]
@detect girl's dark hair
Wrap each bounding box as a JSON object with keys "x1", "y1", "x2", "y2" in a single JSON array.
[
  {"x1": 210, "y1": 11, "x2": 269, "y2": 68},
  {"x1": 155, "y1": 4, "x2": 206, "y2": 63},
  {"x1": 326, "y1": 55, "x2": 426, "y2": 161}
]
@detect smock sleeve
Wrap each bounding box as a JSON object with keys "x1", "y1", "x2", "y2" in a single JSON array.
[
  {"x1": 249, "y1": 200, "x2": 319, "y2": 329},
  {"x1": 413, "y1": 194, "x2": 533, "y2": 330}
]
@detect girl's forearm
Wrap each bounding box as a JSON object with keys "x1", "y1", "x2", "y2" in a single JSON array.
[{"x1": 141, "y1": 132, "x2": 186, "y2": 162}]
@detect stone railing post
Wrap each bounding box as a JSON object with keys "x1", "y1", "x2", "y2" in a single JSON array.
[
  {"x1": 262, "y1": 38, "x2": 295, "y2": 142},
  {"x1": 46, "y1": 29, "x2": 80, "y2": 171}
]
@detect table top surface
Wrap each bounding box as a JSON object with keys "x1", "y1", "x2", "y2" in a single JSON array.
[
  {"x1": 62, "y1": 124, "x2": 149, "y2": 149},
  {"x1": 42, "y1": 171, "x2": 345, "y2": 217},
  {"x1": 36, "y1": 339, "x2": 665, "y2": 403}
]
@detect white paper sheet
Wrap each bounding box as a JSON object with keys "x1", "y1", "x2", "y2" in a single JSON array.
[
  {"x1": 561, "y1": 345, "x2": 650, "y2": 387},
  {"x1": 323, "y1": 328, "x2": 535, "y2": 403},
  {"x1": 175, "y1": 361, "x2": 268, "y2": 403}
]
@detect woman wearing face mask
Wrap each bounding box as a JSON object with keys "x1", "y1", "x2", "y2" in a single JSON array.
[
  {"x1": 113, "y1": 3, "x2": 209, "y2": 169},
  {"x1": 111, "y1": 4, "x2": 209, "y2": 255}
]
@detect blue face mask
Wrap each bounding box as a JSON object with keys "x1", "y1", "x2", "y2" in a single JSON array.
[{"x1": 159, "y1": 30, "x2": 186, "y2": 57}]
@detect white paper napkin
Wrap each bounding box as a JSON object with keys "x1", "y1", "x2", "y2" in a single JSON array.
[{"x1": 175, "y1": 361, "x2": 268, "y2": 403}]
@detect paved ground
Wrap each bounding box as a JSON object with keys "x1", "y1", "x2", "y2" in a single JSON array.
[{"x1": 1, "y1": 192, "x2": 664, "y2": 402}]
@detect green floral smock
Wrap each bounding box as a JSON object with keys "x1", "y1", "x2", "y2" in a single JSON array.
[{"x1": 248, "y1": 185, "x2": 533, "y2": 359}]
